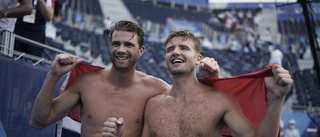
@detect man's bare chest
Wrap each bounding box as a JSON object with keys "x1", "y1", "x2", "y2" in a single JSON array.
[
  {"x1": 79, "y1": 85, "x2": 151, "y2": 132},
  {"x1": 147, "y1": 99, "x2": 224, "y2": 136}
]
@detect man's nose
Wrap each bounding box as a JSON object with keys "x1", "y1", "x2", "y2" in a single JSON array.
[
  {"x1": 172, "y1": 49, "x2": 181, "y2": 56},
  {"x1": 117, "y1": 45, "x2": 126, "y2": 52}
]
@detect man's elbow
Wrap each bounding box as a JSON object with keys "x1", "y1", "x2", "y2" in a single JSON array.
[
  {"x1": 26, "y1": 9, "x2": 32, "y2": 15},
  {"x1": 46, "y1": 9, "x2": 55, "y2": 21},
  {"x1": 44, "y1": 14, "x2": 53, "y2": 21},
  {"x1": 23, "y1": 4, "x2": 33, "y2": 15},
  {"x1": 29, "y1": 118, "x2": 49, "y2": 129}
]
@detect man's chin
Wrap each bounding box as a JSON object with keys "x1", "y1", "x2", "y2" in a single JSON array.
[
  {"x1": 111, "y1": 62, "x2": 130, "y2": 69},
  {"x1": 115, "y1": 64, "x2": 130, "y2": 69},
  {"x1": 169, "y1": 70, "x2": 185, "y2": 75}
]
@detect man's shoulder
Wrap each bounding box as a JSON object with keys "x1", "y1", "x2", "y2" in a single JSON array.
[
  {"x1": 128, "y1": 71, "x2": 170, "y2": 96},
  {"x1": 137, "y1": 71, "x2": 169, "y2": 87},
  {"x1": 200, "y1": 82, "x2": 231, "y2": 95},
  {"x1": 199, "y1": 84, "x2": 237, "y2": 105},
  {"x1": 146, "y1": 91, "x2": 170, "y2": 105}
]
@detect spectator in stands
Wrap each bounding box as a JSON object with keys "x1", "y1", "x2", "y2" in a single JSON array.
[
  {"x1": 298, "y1": 42, "x2": 306, "y2": 59},
  {"x1": 244, "y1": 32, "x2": 256, "y2": 53},
  {"x1": 103, "y1": 29, "x2": 293, "y2": 137},
  {"x1": 30, "y1": 20, "x2": 220, "y2": 137},
  {"x1": 208, "y1": 14, "x2": 221, "y2": 30},
  {"x1": 287, "y1": 16, "x2": 295, "y2": 35},
  {"x1": 13, "y1": 0, "x2": 54, "y2": 57},
  {"x1": 246, "y1": 10, "x2": 253, "y2": 19},
  {"x1": 254, "y1": 34, "x2": 263, "y2": 53},
  {"x1": 237, "y1": 10, "x2": 244, "y2": 21},
  {"x1": 53, "y1": 0, "x2": 62, "y2": 24},
  {"x1": 229, "y1": 37, "x2": 239, "y2": 53},
  {"x1": 253, "y1": 13, "x2": 261, "y2": 33},
  {"x1": 201, "y1": 36, "x2": 212, "y2": 50},
  {"x1": 145, "y1": 31, "x2": 150, "y2": 42},
  {"x1": 269, "y1": 45, "x2": 283, "y2": 66},
  {"x1": 288, "y1": 34, "x2": 294, "y2": 53},
  {"x1": 283, "y1": 119, "x2": 300, "y2": 137},
  {"x1": 158, "y1": 32, "x2": 166, "y2": 43},
  {"x1": 224, "y1": 15, "x2": 233, "y2": 34},
  {"x1": 234, "y1": 22, "x2": 243, "y2": 34},
  {"x1": 242, "y1": 18, "x2": 254, "y2": 36},
  {"x1": 258, "y1": 2, "x2": 263, "y2": 12},
  {"x1": 0, "y1": 0, "x2": 32, "y2": 32},
  {"x1": 264, "y1": 27, "x2": 273, "y2": 46},
  {"x1": 103, "y1": 16, "x2": 112, "y2": 35}
]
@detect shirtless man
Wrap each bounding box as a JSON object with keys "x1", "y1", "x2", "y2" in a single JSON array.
[
  {"x1": 103, "y1": 30, "x2": 293, "y2": 137},
  {"x1": 30, "y1": 20, "x2": 219, "y2": 137}
]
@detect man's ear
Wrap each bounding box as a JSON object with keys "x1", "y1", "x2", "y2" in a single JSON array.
[
  {"x1": 195, "y1": 54, "x2": 202, "y2": 65},
  {"x1": 139, "y1": 46, "x2": 145, "y2": 56}
]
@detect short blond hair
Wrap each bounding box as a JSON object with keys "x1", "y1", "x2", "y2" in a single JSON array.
[{"x1": 165, "y1": 30, "x2": 202, "y2": 53}]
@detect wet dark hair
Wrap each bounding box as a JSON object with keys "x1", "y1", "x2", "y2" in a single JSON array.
[{"x1": 110, "y1": 20, "x2": 145, "y2": 48}]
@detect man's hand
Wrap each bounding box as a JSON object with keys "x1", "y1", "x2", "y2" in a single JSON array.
[
  {"x1": 199, "y1": 57, "x2": 220, "y2": 78},
  {"x1": 265, "y1": 64, "x2": 293, "y2": 101},
  {"x1": 48, "y1": 54, "x2": 82, "y2": 77},
  {"x1": 102, "y1": 117, "x2": 125, "y2": 137}
]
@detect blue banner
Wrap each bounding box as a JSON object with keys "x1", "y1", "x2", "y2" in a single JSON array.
[
  {"x1": 0, "y1": 54, "x2": 66, "y2": 137},
  {"x1": 171, "y1": 20, "x2": 202, "y2": 36}
]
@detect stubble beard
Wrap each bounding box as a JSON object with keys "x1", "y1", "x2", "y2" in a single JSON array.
[
  {"x1": 169, "y1": 63, "x2": 196, "y2": 77},
  {"x1": 110, "y1": 53, "x2": 139, "y2": 71}
]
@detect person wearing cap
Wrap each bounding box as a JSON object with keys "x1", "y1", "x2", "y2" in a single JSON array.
[{"x1": 283, "y1": 119, "x2": 300, "y2": 137}]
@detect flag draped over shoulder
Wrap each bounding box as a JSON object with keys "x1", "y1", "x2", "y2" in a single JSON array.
[
  {"x1": 198, "y1": 64, "x2": 275, "y2": 136},
  {"x1": 60, "y1": 63, "x2": 278, "y2": 137}
]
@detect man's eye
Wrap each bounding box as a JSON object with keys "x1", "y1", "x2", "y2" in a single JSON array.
[
  {"x1": 112, "y1": 42, "x2": 120, "y2": 46},
  {"x1": 181, "y1": 46, "x2": 189, "y2": 50},
  {"x1": 126, "y1": 43, "x2": 134, "y2": 47},
  {"x1": 166, "y1": 48, "x2": 173, "y2": 52}
]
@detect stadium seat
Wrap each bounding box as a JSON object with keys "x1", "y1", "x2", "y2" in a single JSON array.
[{"x1": 80, "y1": 42, "x2": 90, "y2": 52}]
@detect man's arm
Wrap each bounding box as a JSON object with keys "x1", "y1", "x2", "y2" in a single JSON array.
[
  {"x1": 221, "y1": 92, "x2": 256, "y2": 137},
  {"x1": 254, "y1": 64, "x2": 293, "y2": 137},
  {"x1": 30, "y1": 54, "x2": 82, "y2": 129},
  {"x1": 223, "y1": 64, "x2": 293, "y2": 137},
  {"x1": 141, "y1": 108, "x2": 151, "y2": 137},
  {"x1": 0, "y1": 0, "x2": 32, "y2": 18},
  {"x1": 199, "y1": 57, "x2": 220, "y2": 78},
  {"x1": 38, "y1": 0, "x2": 54, "y2": 21}
]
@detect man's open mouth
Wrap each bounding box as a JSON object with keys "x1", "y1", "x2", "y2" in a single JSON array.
[
  {"x1": 116, "y1": 56, "x2": 129, "y2": 60},
  {"x1": 171, "y1": 59, "x2": 185, "y2": 64}
]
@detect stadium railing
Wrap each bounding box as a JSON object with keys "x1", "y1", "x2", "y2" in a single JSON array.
[{"x1": 0, "y1": 30, "x2": 91, "y2": 66}]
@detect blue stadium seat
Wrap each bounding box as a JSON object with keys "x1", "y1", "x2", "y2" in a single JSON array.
[{"x1": 80, "y1": 42, "x2": 90, "y2": 52}]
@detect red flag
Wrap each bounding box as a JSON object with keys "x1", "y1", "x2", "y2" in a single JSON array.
[{"x1": 199, "y1": 64, "x2": 275, "y2": 136}]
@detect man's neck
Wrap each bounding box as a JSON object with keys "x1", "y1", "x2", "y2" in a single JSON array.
[
  {"x1": 171, "y1": 72, "x2": 201, "y2": 97},
  {"x1": 108, "y1": 66, "x2": 137, "y2": 87}
]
